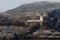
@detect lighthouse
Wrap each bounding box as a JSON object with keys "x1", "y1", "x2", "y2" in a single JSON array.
[
  {"x1": 40, "y1": 14, "x2": 43, "y2": 26},
  {"x1": 27, "y1": 13, "x2": 44, "y2": 27}
]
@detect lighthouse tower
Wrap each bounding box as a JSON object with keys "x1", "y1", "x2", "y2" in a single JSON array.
[
  {"x1": 40, "y1": 14, "x2": 43, "y2": 26},
  {"x1": 36, "y1": 13, "x2": 43, "y2": 26}
]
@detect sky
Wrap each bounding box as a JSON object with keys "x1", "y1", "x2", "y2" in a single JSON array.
[{"x1": 0, "y1": 0, "x2": 60, "y2": 12}]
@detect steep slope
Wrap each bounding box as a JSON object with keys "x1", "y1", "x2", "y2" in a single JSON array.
[{"x1": 4, "y1": 1, "x2": 60, "y2": 15}]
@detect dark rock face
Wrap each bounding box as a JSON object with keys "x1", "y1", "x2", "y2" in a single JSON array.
[
  {"x1": 47, "y1": 9, "x2": 60, "y2": 31},
  {"x1": 22, "y1": 23, "x2": 41, "y2": 38},
  {"x1": 30, "y1": 23, "x2": 40, "y2": 33},
  {"x1": 14, "y1": 33, "x2": 20, "y2": 40},
  {"x1": 55, "y1": 21, "x2": 60, "y2": 32},
  {"x1": 0, "y1": 15, "x2": 27, "y2": 27}
]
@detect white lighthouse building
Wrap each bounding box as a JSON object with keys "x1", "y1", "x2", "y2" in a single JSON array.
[{"x1": 27, "y1": 14, "x2": 44, "y2": 27}]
